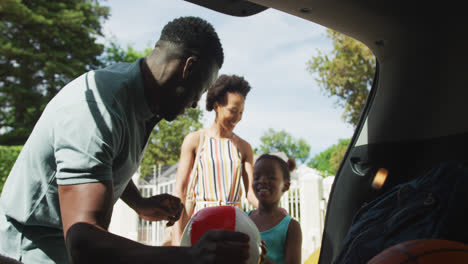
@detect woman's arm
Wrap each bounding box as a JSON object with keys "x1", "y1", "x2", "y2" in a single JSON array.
[
  {"x1": 172, "y1": 131, "x2": 199, "y2": 245},
  {"x1": 240, "y1": 140, "x2": 259, "y2": 208},
  {"x1": 284, "y1": 219, "x2": 302, "y2": 264}
]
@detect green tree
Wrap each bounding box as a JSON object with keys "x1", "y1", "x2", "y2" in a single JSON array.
[
  {"x1": 308, "y1": 147, "x2": 334, "y2": 176},
  {"x1": 307, "y1": 29, "x2": 375, "y2": 127},
  {"x1": 0, "y1": 0, "x2": 109, "y2": 145},
  {"x1": 257, "y1": 128, "x2": 311, "y2": 164},
  {"x1": 101, "y1": 42, "x2": 204, "y2": 178},
  {"x1": 329, "y1": 139, "x2": 350, "y2": 173},
  {"x1": 100, "y1": 40, "x2": 152, "y2": 66},
  {"x1": 0, "y1": 145, "x2": 22, "y2": 193},
  {"x1": 140, "y1": 108, "x2": 204, "y2": 178},
  {"x1": 308, "y1": 138, "x2": 350, "y2": 176}
]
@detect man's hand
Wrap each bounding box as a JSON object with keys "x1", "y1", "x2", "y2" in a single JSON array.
[
  {"x1": 189, "y1": 230, "x2": 251, "y2": 264},
  {"x1": 135, "y1": 193, "x2": 183, "y2": 226}
]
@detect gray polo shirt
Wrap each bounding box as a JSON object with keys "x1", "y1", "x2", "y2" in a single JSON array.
[{"x1": 0, "y1": 58, "x2": 157, "y2": 229}]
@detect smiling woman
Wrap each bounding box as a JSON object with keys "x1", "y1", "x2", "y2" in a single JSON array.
[{"x1": 171, "y1": 74, "x2": 259, "y2": 246}]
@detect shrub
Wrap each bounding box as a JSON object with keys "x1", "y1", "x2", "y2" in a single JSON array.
[{"x1": 0, "y1": 145, "x2": 23, "y2": 193}]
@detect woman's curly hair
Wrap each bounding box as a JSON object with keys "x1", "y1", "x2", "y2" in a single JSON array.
[{"x1": 206, "y1": 74, "x2": 251, "y2": 111}]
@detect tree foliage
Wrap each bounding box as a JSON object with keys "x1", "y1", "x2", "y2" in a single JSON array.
[
  {"x1": 100, "y1": 40, "x2": 152, "y2": 66},
  {"x1": 307, "y1": 29, "x2": 375, "y2": 127},
  {"x1": 308, "y1": 138, "x2": 350, "y2": 176},
  {"x1": 0, "y1": 0, "x2": 109, "y2": 145},
  {"x1": 140, "y1": 108, "x2": 204, "y2": 178},
  {"x1": 256, "y1": 128, "x2": 311, "y2": 164},
  {"x1": 0, "y1": 145, "x2": 22, "y2": 193}
]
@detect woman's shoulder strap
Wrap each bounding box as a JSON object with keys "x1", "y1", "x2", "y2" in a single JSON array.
[{"x1": 193, "y1": 129, "x2": 207, "y2": 156}]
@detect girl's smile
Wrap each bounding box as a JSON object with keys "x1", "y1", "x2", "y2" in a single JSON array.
[{"x1": 255, "y1": 185, "x2": 272, "y2": 196}]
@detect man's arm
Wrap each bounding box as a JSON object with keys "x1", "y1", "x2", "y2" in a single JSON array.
[
  {"x1": 66, "y1": 222, "x2": 190, "y2": 264},
  {"x1": 58, "y1": 182, "x2": 114, "y2": 234},
  {"x1": 59, "y1": 182, "x2": 251, "y2": 264},
  {"x1": 58, "y1": 181, "x2": 168, "y2": 263},
  {"x1": 120, "y1": 179, "x2": 182, "y2": 225},
  {"x1": 120, "y1": 179, "x2": 143, "y2": 211},
  {"x1": 58, "y1": 182, "x2": 190, "y2": 263}
]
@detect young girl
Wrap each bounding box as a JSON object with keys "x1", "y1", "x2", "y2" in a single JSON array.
[{"x1": 249, "y1": 154, "x2": 302, "y2": 264}]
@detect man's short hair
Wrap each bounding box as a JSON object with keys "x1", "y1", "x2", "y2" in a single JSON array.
[{"x1": 159, "y1": 16, "x2": 224, "y2": 68}]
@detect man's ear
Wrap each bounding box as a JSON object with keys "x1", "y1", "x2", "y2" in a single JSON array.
[{"x1": 182, "y1": 56, "x2": 198, "y2": 80}]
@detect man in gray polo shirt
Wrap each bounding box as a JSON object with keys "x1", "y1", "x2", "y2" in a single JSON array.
[{"x1": 0, "y1": 17, "x2": 251, "y2": 264}]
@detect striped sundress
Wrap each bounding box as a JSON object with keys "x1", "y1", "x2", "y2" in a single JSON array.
[{"x1": 193, "y1": 134, "x2": 243, "y2": 213}]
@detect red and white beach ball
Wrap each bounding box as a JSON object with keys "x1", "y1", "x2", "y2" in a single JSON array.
[{"x1": 180, "y1": 206, "x2": 261, "y2": 264}]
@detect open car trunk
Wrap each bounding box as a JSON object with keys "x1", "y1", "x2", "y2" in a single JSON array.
[{"x1": 185, "y1": 0, "x2": 468, "y2": 262}]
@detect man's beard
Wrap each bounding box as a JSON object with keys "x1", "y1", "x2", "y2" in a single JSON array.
[{"x1": 161, "y1": 105, "x2": 184, "y2": 121}]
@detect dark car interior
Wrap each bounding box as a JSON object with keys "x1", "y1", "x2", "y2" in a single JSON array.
[{"x1": 187, "y1": 0, "x2": 468, "y2": 263}]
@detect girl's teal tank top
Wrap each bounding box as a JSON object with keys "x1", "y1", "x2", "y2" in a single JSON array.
[{"x1": 248, "y1": 211, "x2": 292, "y2": 264}]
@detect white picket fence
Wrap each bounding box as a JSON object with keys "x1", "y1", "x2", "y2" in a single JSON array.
[
  {"x1": 109, "y1": 165, "x2": 334, "y2": 261},
  {"x1": 138, "y1": 180, "x2": 176, "y2": 245},
  {"x1": 137, "y1": 179, "x2": 303, "y2": 246}
]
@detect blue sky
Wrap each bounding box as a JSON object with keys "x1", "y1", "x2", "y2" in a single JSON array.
[{"x1": 99, "y1": 0, "x2": 354, "y2": 158}]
